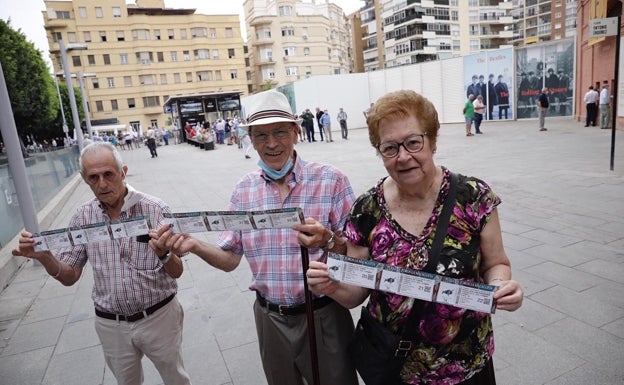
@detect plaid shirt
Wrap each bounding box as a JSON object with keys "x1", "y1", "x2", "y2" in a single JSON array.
[
  {"x1": 60, "y1": 185, "x2": 177, "y2": 315},
  {"x1": 218, "y1": 154, "x2": 355, "y2": 305}
]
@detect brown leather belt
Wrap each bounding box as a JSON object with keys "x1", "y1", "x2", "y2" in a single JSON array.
[
  {"x1": 256, "y1": 292, "x2": 333, "y2": 316},
  {"x1": 95, "y1": 294, "x2": 175, "y2": 322}
]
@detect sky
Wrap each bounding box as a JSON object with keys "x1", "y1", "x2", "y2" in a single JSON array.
[{"x1": 0, "y1": 0, "x2": 365, "y2": 69}]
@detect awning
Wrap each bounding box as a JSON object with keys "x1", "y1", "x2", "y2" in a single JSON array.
[{"x1": 91, "y1": 124, "x2": 128, "y2": 135}]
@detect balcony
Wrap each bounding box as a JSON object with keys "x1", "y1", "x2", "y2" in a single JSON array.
[{"x1": 44, "y1": 17, "x2": 70, "y2": 29}]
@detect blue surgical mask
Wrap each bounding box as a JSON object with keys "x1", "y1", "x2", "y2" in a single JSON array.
[{"x1": 258, "y1": 157, "x2": 294, "y2": 180}]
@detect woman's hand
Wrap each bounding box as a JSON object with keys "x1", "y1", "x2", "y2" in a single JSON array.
[
  {"x1": 306, "y1": 260, "x2": 339, "y2": 296},
  {"x1": 492, "y1": 279, "x2": 523, "y2": 312}
]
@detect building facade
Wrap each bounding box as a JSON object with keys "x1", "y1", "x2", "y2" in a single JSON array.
[
  {"x1": 243, "y1": 0, "x2": 352, "y2": 93},
  {"x1": 43, "y1": 0, "x2": 248, "y2": 134},
  {"x1": 510, "y1": 0, "x2": 578, "y2": 46}
]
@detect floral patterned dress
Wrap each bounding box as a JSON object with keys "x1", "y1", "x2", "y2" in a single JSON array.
[{"x1": 344, "y1": 167, "x2": 501, "y2": 384}]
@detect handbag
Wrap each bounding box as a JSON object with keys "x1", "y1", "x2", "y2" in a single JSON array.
[{"x1": 348, "y1": 172, "x2": 458, "y2": 385}]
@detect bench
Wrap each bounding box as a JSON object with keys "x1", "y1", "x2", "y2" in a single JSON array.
[{"x1": 187, "y1": 138, "x2": 214, "y2": 151}]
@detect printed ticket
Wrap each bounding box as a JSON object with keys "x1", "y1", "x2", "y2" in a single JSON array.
[
  {"x1": 33, "y1": 208, "x2": 305, "y2": 251},
  {"x1": 327, "y1": 253, "x2": 497, "y2": 314}
]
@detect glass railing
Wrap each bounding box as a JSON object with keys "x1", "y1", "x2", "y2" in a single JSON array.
[{"x1": 0, "y1": 146, "x2": 80, "y2": 248}]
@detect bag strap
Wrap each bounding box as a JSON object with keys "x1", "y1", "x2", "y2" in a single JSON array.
[{"x1": 393, "y1": 171, "x2": 459, "y2": 355}]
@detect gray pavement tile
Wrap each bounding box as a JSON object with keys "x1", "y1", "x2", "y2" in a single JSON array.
[
  {"x1": 523, "y1": 261, "x2": 600, "y2": 291},
  {"x1": 493, "y1": 322, "x2": 586, "y2": 385},
  {"x1": 210, "y1": 305, "x2": 258, "y2": 351},
  {"x1": 21, "y1": 293, "x2": 74, "y2": 325},
  {"x1": 581, "y1": 279, "x2": 624, "y2": 309},
  {"x1": 523, "y1": 243, "x2": 594, "y2": 267},
  {"x1": 0, "y1": 296, "x2": 35, "y2": 321},
  {"x1": 6, "y1": 260, "x2": 49, "y2": 284},
  {"x1": 0, "y1": 318, "x2": 19, "y2": 350},
  {"x1": 517, "y1": 228, "x2": 580, "y2": 248},
  {"x1": 55, "y1": 317, "x2": 100, "y2": 355},
  {"x1": 601, "y1": 316, "x2": 624, "y2": 339},
  {"x1": 499, "y1": 219, "x2": 535, "y2": 235},
  {"x1": 181, "y1": 338, "x2": 232, "y2": 385},
  {"x1": 1, "y1": 316, "x2": 65, "y2": 356},
  {"x1": 0, "y1": 272, "x2": 46, "y2": 300},
  {"x1": 221, "y1": 342, "x2": 268, "y2": 385},
  {"x1": 510, "y1": 269, "x2": 557, "y2": 297},
  {"x1": 557, "y1": 223, "x2": 624, "y2": 245},
  {"x1": 501, "y1": 232, "x2": 543, "y2": 252},
  {"x1": 42, "y1": 345, "x2": 106, "y2": 385},
  {"x1": 199, "y1": 286, "x2": 252, "y2": 318},
  {"x1": 544, "y1": 363, "x2": 624, "y2": 385},
  {"x1": 0, "y1": 346, "x2": 53, "y2": 385},
  {"x1": 561, "y1": 239, "x2": 624, "y2": 264},
  {"x1": 496, "y1": 297, "x2": 566, "y2": 332},
  {"x1": 505, "y1": 248, "x2": 545, "y2": 270},
  {"x1": 37, "y1": 272, "x2": 79, "y2": 300},
  {"x1": 530, "y1": 285, "x2": 624, "y2": 327},
  {"x1": 535, "y1": 317, "x2": 624, "y2": 377},
  {"x1": 576, "y1": 258, "x2": 624, "y2": 284}
]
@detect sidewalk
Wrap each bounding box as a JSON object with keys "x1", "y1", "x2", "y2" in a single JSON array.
[{"x1": 0, "y1": 117, "x2": 623, "y2": 385}]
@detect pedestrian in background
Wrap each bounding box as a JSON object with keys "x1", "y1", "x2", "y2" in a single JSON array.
[
  {"x1": 583, "y1": 86, "x2": 599, "y2": 127},
  {"x1": 337, "y1": 107, "x2": 349, "y2": 139},
  {"x1": 599, "y1": 84, "x2": 612, "y2": 129},
  {"x1": 537, "y1": 88, "x2": 549, "y2": 131},
  {"x1": 464, "y1": 94, "x2": 475, "y2": 136}
]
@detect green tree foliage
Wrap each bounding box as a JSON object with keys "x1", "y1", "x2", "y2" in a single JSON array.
[{"x1": 0, "y1": 19, "x2": 59, "y2": 143}]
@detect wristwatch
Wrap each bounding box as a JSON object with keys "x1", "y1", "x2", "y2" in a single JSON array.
[
  {"x1": 323, "y1": 231, "x2": 336, "y2": 251},
  {"x1": 159, "y1": 250, "x2": 173, "y2": 265}
]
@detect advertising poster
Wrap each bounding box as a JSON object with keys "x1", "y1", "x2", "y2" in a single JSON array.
[
  {"x1": 463, "y1": 48, "x2": 514, "y2": 120},
  {"x1": 516, "y1": 40, "x2": 574, "y2": 119}
]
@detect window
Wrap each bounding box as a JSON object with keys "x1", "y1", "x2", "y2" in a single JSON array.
[
  {"x1": 139, "y1": 75, "x2": 156, "y2": 85},
  {"x1": 210, "y1": 28, "x2": 217, "y2": 38},
  {"x1": 120, "y1": 53, "x2": 128, "y2": 64},
  {"x1": 87, "y1": 55, "x2": 96, "y2": 65},
  {"x1": 99, "y1": 31, "x2": 107, "y2": 42},
  {"x1": 116, "y1": 31, "x2": 125, "y2": 41},
  {"x1": 279, "y1": 5, "x2": 293, "y2": 16},
  {"x1": 56, "y1": 11, "x2": 70, "y2": 19},
  {"x1": 186, "y1": 72, "x2": 192, "y2": 82},
  {"x1": 225, "y1": 27, "x2": 233, "y2": 38},
  {"x1": 302, "y1": 27, "x2": 308, "y2": 38},
  {"x1": 470, "y1": 39, "x2": 479, "y2": 50},
  {"x1": 124, "y1": 76, "x2": 132, "y2": 86},
  {"x1": 72, "y1": 56, "x2": 82, "y2": 67},
  {"x1": 197, "y1": 71, "x2": 211, "y2": 81},
  {"x1": 92, "y1": 78, "x2": 99, "y2": 89},
  {"x1": 263, "y1": 68, "x2": 275, "y2": 80},
  {"x1": 112, "y1": 7, "x2": 121, "y2": 18},
  {"x1": 103, "y1": 54, "x2": 110, "y2": 65},
  {"x1": 230, "y1": 70, "x2": 238, "y2": 79},
  {"x1": 286, "y1": 67, "x2": 298, "y2": 76},
  {"x1": 79, "y1": 7, "x2": 87, "y2": 18},
  {"x1": 194, "y1": 49, "x2": 209, "y2": 59},
  {"x1": 160, "y1": 74, "x2": 167, "y2": 84},
  {"x1": 95, "y1": 100, "x2": 104, "y2": 112},
  {"x1": 136, "y1": 51, "x2": 153, "y2": 65},
  {"x1": 173, "y1": 73, "x2": 181, "y2": 84},
  {"x1": 157, "y1": 52, "x2": 164, "y2": 62},
  {"x1": 168, "y1": 29, "x2": 174, "y2": 39},
  {"x1": 281, "y1": 27, "x2": 295, "y2": 37},
  {"x1": 154, "y1": 29, "x2": 161, "y2": 40},
  {"x1": 284, "y1": 47, "x2": 296, "y2": 57},
  {"x1": 95, "y1": 7, "x2": 103, "y2": 18},
  {"x1": 191, "y1": 27, "x2": 207, "y2": 38},
  {"x1": 305, "y1": 66, "x2": 311, "y2": 76},
  {"x1": 52, "y1": 32, "x2": 62, "y2": 42},
  {"x1": 212, "y1": 49, "x2": 219, "y2": 59},
  {"x1": 304, "y1": 47, "x2": 310, "y2": 56},
  {"x1": 261, "y1": 47, "x2": 273, "y2": 61},
  {"x1": 133, "y1": 29, "x2": 150, "y2": 40},
  {"x1": 228, "y1": 48, "x2": 235, "y2": 58},
  {"x1": 83, "y1": 31, "x2": 92, "y2": 42},
  {"x1": 180, "y1": 29, "x2": 187, "y2": 39},
  {"x1": 68, "y1": 32, "x2": 77, "y2": 43},
  {"x1": 183, "y1": 51, "x2": 190, "y2": 61},
  {"x1": 107, "y1": 77, "x2": 115, "y2": 88},
  {"x1": 127, "y1": 98, "x2": 136, "y2": 109},
  {"x1": 215, "y1": 71, "x2": 222, "y2": 81},
  {"x1": 111, "y1": 99, "x2": 118, "y2": 110},
  {"x1": 170, "y1": 51, "x2": 177, "y2": 62}
]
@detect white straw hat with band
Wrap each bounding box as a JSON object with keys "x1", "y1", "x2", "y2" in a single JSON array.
[{"x1": 241, "y1": 91, "x2": 303, "y2": 128}]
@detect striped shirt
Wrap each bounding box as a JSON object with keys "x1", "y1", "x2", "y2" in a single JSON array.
[
  {"x1": 60, "y1": 185, "x2": 177, "y2": 315},
  {"x1": 217, "y1": 153, "x2": 356, "y2": 305}
]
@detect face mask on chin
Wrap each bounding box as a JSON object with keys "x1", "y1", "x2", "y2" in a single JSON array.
[{"x1": 258, "y1": 156, "x2": 294, "y2": 180}]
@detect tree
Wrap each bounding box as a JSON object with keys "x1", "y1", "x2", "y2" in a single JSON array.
[{"x1": 0, "y1": 19, "x2": 59, "y2": 144}]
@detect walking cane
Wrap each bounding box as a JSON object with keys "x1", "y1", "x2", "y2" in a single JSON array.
[{"x1": 300, "y1": 245, "x2": 321, "y2": 385}]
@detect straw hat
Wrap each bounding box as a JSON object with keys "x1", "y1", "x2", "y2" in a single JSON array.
[{"x1": 241, "y1": 91, "x2": 302, "y2": 127}]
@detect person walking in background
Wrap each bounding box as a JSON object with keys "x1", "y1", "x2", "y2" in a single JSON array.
[
  {"x1": 600, "y1": 84, "x2": 612, "y2": 129},
  {"x1": 320, "y1": 109, "x2": 333, "y2": 142},
  {"x1": 337, "y1": 107, "x2": 348, "y2": 139},
  {"x1": 305, "y1": 90, "x2": 523, "y2": 385},
  {"x1": 537, "y1": 87, "x2": 549, "y2": 131},
  {"x1": 315, "y1": 107, "x2": 324, "y2": 142},
  {"x1": 151, "y1": 91, "x2": 359, "y2": 385},
  {"x1": 583, "y1": 86, "x2": 599, "y2": 127},
  {"x1": 237, "y1": 119, "x2": 252, "y2": 159},
  {"x1": 301, "y1": 108, "x2": 316, "y2": 142},
  {"x1": 145, "y1": 126, "x2": 158, "y2": 157},
  {"x1": 464, "y1": 94, "x2": 475, "y2": 136},
  {"x1": 12, "y1": 142, "x2": 191, "y2": 385},
  {"x1": 473, "y1": 94, "x2": 485, "y2": 134},
  {"x1": 495, "y1": 74, "x2": 510, "y2": 119}
]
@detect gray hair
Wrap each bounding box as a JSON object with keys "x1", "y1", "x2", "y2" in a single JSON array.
[{"x1": 79, "y1": 141, "x2": 124, "y2": 175}]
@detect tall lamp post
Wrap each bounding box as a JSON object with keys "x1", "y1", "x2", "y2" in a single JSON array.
[
  {"x1": 53, "y1": 75, "x2": 70, "y2": 143},
  {"x1": 76, "y1": 72, "x2": 96, "y2": 138},
  {"x1": 58, "y1": 40, "x2": 87, "y2": 151}
]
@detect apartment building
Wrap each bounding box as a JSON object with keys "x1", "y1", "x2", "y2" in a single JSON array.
[
  {"x1": 243, "y1": 0, "x2": 352, "y2": 93},
  {"x1": 43, "y1": 0, "x2": 248, "y2": 134},
  {"x1": 510, "y1": 0, "x2": 578, "y2": 46}
]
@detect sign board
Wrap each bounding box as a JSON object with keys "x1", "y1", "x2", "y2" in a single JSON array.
[{"x1": 588, "y1": 17, "x2": 618, "y2": 39}]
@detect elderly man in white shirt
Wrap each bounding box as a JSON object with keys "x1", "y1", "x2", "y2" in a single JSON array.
[
  {"x1": 599, "y1": 84, "x2": 612, "y2": 129},
  {"x1": 583, "y1": 86, "x2": 599, "y2": 127}
]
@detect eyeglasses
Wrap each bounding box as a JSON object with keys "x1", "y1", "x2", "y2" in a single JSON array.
[
  {"x1": 251, "y1": 127, "x2": 292, "y2": 142},
  {"x1": 377, "y1": 134, "x2": 426, "y2": 158}
]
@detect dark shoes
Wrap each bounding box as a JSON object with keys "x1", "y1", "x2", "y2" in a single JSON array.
[{"x1": 539, "y1": 128, "x2": 547, "y2": 131}]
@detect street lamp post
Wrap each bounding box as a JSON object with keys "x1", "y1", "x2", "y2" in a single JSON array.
[
  {"x1": 53, "y1": 75, "x2": 69, "y2": 142},
  {"x1": 58, "y1": 40, "x2": 84, "y2": 152},
  {"x1": 77, "y1": 72, "x2": 93, "y2": 138}
]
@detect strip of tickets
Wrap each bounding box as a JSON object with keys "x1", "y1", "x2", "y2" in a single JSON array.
[
  {"x1": 32, "y1": 208, "x2": 304, "y2": 252},
  {"x1": 327, "y1": 253, "x2": 497, "y2": 314}
]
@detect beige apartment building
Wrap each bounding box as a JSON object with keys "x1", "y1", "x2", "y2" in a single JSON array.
[
  {"x1": 510, "y1": 0, "x2": 578, "y2": 46},
  {"x1": 43, "y1": 0, "x2": 248, "y2": 135},
  {"x1": 243, "y1": 0, "x2": 352, "y2": 93}
]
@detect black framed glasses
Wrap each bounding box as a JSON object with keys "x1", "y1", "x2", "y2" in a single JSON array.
[
  {"x1": 251, "y1": 127, "x2": 292, "y2": 142},
  {"x1": 377, "y1": 134, "x2": 426, "y2": 158}
]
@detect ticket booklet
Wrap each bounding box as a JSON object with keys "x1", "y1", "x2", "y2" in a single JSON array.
[
  {"x1": 33, "y1": 229, "x2": 72, "y2": 252},
  {"x1": 327, "y1": 253, "x2": 497, "y2": 314},
  {"x1": 164, "y1": 212, "x2": 207, "y2": 233}
]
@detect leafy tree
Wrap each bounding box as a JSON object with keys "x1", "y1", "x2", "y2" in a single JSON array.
[{"x1": 0, "y1": 19, "x2": 65, "y2": 144}]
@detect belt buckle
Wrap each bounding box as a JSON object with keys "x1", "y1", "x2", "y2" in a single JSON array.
[
  {"x1": 395, "y1": 340, "x2": 412, "y2": 357},
  {"x1": 278, "y1": 304, "x2": 288, "y2": 316}
]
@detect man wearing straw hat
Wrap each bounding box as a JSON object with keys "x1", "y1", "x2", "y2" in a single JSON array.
[{"x1": 151, "y1": 91, "x2": 359, "y2": 385}]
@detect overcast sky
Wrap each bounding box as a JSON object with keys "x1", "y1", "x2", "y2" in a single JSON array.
[{"x1": 0, "y1": 0, "x2": 364, "y2": 69}]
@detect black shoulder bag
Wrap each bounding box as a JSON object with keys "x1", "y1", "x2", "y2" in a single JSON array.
[{"x1": 348, "y1": 172, "x2": 458, "y2": 385}]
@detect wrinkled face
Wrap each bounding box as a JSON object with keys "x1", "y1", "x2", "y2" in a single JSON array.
[
  {"x1": 250, "y1": 122, "x2": 298, "y2": 171},
  {"x1": 81, "y1": 150, "x2": 128, "y2": 209},
  {"x1": 377, "y1": 113, "x2": 435, "y2": 188}
]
